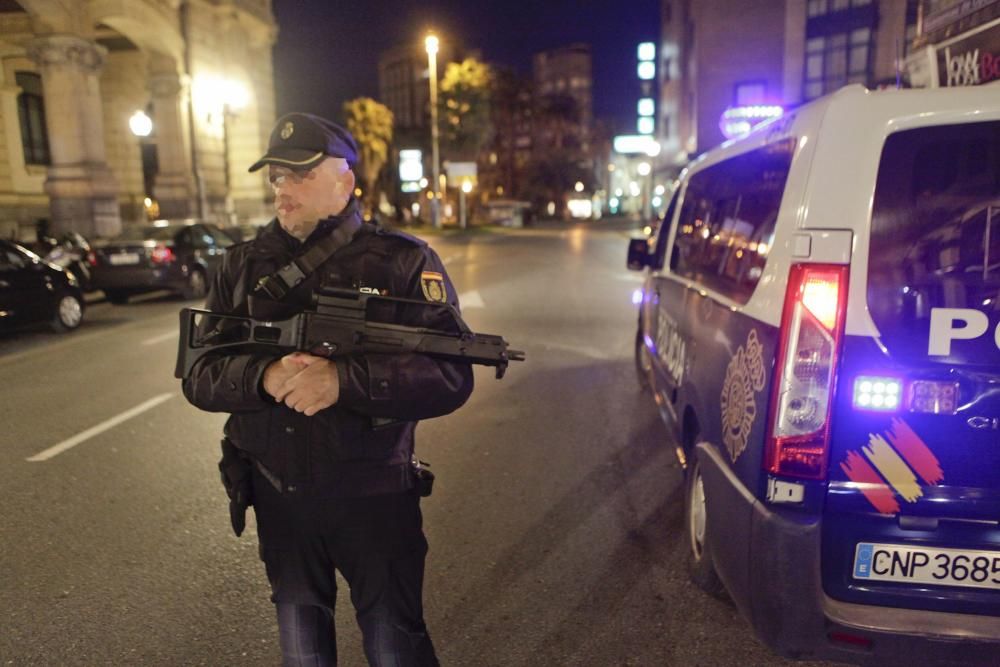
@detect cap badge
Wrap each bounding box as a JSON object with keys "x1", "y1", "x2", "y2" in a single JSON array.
[{"x1": 280, "y1": 122, "x2": 294, "y2": 140}]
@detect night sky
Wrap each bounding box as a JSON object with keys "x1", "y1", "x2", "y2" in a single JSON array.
[{"x1": 271, "y1": 0, "x2": 660, "y2": 132}]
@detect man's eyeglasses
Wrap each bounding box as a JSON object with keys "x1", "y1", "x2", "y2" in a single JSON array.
[{"x1": 268, "y1": 167, "x2": 313, "y2": 187}]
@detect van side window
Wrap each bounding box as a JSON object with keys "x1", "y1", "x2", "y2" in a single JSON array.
[
  {"x1": 670, "y1": 139, "x2": 795, "y2": 304},
  {"x1": 652, "y1": 185, "x2": 680, "y2": 269}
]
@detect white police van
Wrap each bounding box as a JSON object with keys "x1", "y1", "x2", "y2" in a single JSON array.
[{"x1": 627, "y1": 83, "x2": 1000, "y2": 664}]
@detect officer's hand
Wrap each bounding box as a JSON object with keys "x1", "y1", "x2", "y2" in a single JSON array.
[
  {"x1": 273, "y1": 354, "x2": 340, "y2": 416},
  {"x1": 262, "y1": 352, "x2": 314, "y2": 400}
]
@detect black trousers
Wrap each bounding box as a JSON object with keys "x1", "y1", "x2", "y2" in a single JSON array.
[{"x1": 252, "y1": 468, "x2": 439, "y2": 667}]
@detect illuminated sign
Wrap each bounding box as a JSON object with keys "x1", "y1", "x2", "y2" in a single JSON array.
[
  {"x1": 637, "y1": 61, "x2": 655, "y2": 80},
  {"x1": 614, "y1": 134, "x2": 661, "y2": 156},
  {"x1": 637, "y1": 117, "x2": 655, "y2": 135},
  {"x1": 638, "y1": 98, "x2": 655, "y2": 116},
  {"x1": 638, "y1": 42, "x2": 655, "y2": 62},
  {"x1": 399, "y1": 149, "x2": 423, "y2": 185}
]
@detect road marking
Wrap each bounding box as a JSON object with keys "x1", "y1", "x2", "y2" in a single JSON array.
[
  {"x1": 26, "y1": 392, "x2": 176, "y2": 462},
  {"x1": 0, "y1": 310, "x2": 177, "y2": 368},
  {"x1": 459, "y1": 289, "x2": 485, "y2": 309},
  {"x1": 142, "y1": 330, "x2": 178, "y2": 346}
]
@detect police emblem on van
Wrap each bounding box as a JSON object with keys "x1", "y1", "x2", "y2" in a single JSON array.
[{"x1": 721, "y1": 329, "x2": 766, "y2": 461}]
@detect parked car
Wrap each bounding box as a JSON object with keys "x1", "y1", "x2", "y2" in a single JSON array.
[
  {"x1": 88, "y1": 220, "x2": 234, "y2": 304},
  {"x1": 0, "y1": 239, "x2": 84, "y2": 333},
  {"x1": 627, "y1": 84, "x2": 1000, "y2": 665},
  {"x1": 30, "y1": 230, "x2": 93, "y2": 291}
]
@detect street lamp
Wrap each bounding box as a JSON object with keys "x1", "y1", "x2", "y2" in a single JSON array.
[
  {"x1": 425, "y1": 33, "x2": 442, "y2": 229},
  {"x1": 459, "y1": 179, "x2": 473, "y2": 230},
  {"x1": 130, "y1": 109, "x2": 158, "y2": 220}
]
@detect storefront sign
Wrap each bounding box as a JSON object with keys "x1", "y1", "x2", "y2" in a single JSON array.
[{"x1": 937, "y1": 21, "x2": 1000, "y2": 86}]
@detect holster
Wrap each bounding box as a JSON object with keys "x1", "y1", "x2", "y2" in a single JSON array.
[{"x1": 218, "y1": 437, "x2": 254, "y2": 537}]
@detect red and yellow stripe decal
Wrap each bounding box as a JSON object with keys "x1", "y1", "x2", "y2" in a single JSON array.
[{"x1": 840, "y1": 418, "x2": 943, "y2": 515}]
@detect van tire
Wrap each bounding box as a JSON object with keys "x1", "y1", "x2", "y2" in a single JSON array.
[
  {"x1": 635, "y1": 330, "x2": 652, "y2": 391},
  {"x1": 684, "y1": 457, "x2": 727, "y2": 599}
]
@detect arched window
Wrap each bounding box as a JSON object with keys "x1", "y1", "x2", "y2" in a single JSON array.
[{"x1": 16, "y1": 72, "x2": 50, "y2": 165}]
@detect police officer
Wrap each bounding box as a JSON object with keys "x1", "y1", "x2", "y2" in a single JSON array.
[{"x1": 182, "y1": 112, "x2": 473, "y2": 666}]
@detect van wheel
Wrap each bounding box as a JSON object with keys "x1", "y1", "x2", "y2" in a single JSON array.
[
  {"x1": 685, "y1": 458, "x2": 726, "y2": 598},
  {"x1": 635, "y1": 331, "x2": 652, "y2": 391},
  {"x1": 50, "y1": 292, "x2": 84, "y2": 332},
  {"x1": 181, "y1": 268, "x2": 207, "y2": 300}
]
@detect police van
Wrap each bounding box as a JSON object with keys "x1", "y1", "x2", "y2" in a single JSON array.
[{"x1": 627, "y1": 84, "x2": 1000, "y2": 664}]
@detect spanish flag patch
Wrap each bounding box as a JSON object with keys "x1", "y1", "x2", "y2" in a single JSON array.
[{"x1": 420, "y1": 271, "x2": 447, "y2": 303}]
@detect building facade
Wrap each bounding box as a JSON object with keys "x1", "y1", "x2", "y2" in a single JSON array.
[
  {"x1": 532, "y1": 43, "x2": 593, "y2": 156},
  {"x1": 657, "y1": 0, "x2": 920, "y2": 169},
  {"x1": 0, "y1": 0, "x2": 277, "y2": 241}
]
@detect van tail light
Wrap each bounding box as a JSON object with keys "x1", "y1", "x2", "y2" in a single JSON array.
[
  {"x1": 766, "y1": 264, "x2": 849, "y2": 479},
  {"x1": 150, "y1": 245, "x2": 175, "y2": 264},
  {"x1": 86, "y1": 251, "x2": 97, "y2": 267}
]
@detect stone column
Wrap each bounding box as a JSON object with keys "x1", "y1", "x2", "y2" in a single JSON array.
[
  {"x1": 27, "y1": 34, "x2": 120, "y2": 238},
  {"x1": 149, "y1": 62, "x2": 195, "y2": 219}
]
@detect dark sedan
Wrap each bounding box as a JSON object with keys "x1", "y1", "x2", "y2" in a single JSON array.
[
  {"x1": 88, "y1": 221, "x2": 234, "y2": 304},
  {"x1": 0, "y1": 239, "x2": 85, "y2": 333}
]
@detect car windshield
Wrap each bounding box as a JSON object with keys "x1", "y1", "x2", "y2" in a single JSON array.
[
  {"x1": 113, "y1": 225, "x2": 180, "y2": 242},
  {"x1": 868, "y1": 120, "x2": 1000, "y2": 366}
]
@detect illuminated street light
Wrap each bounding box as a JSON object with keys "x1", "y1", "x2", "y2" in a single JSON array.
[
  {"x1": 426, "y1": 33, "x2": 442, "y2": 229},
  {"x1": 129, "y1": 110, "x2": 153, "y2": 137},
  {"x1": 637, "y1": 162, "x2": 651, "y2": 176},
  {"x1": 574, "y1": 181, "x2": 584, "y2": 192},
  {"x1": 458, "y1": 179, "x2": 473, "y2": 230}
]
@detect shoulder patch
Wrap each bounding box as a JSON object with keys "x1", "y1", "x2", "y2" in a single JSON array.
[{"x1": 420, "y1": 270, "x2": 447, "y2": 303}]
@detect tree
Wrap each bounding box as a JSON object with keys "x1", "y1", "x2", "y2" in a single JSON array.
[
  {"x1": 342, "y1": 97, "x2": 394, "y2": 216},
  {"x1": 439, "y1": 58, "x2": 493, "y2": 160}
]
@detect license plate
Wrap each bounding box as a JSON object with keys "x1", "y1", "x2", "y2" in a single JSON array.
[
  {"x1": 108, "y1": 253, "x2": 140, "y2": 265},
  {"x1": 854, "y1": 542, "x2": 1000, "y2": 591}
]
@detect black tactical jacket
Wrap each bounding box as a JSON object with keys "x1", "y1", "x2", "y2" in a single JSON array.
[{"x1": 181, "y1": 203, "x2": 474, "y2": 498}]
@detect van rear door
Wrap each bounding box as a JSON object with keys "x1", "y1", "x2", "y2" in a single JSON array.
[{"x1": 824, "y1": 120, "x2": 1000, "y2": 615}]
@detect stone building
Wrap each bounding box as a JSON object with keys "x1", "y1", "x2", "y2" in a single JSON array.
[{"x1": 0, "y1": 0, "x2": 277, "y2": 241}]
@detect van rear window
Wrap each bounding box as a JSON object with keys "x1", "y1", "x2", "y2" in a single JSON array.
[{"x1": 869, "y1": 120, "x2": 1000, "y2": 365}]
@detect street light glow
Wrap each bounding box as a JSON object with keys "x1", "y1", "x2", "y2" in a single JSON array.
[
  {"x1": 574, "y1": 181, "x2": 584, "y2": 192},
  {"x1": 425, "y1": 34, "x2": 439, "y2": 55},
  {"x1": 637, "y1": 162, "x2": 651, "y2": 176},
  {"x1": 129, "y1": 110, "x2": 153, "y2": 137}
]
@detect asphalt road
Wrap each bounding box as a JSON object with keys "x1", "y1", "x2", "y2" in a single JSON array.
[{"x1": 0, "y1": 221, "x2": 838, "y2": 666}]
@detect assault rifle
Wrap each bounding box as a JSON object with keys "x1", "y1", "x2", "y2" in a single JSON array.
[{"x1": 174, "y1": 287, "x2": 525, "y2": 380}]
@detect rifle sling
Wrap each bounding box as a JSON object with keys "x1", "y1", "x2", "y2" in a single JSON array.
[{"x1": 254, "y1": 215, "x2": 363, "y2": 301}]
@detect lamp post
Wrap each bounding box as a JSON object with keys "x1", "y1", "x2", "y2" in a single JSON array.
[
  {"x1": 129, "y1": 109, "x2": 158, "y2": 220},
  {"x1": 425, "y1": 33, "x2": 442, "y2": 229},
  {"x1": 459, "y1": 179, "x2": 472, "y2": 230},
  {"x1": 219, "y1": 79, "x2": 248, "y2": 226}
]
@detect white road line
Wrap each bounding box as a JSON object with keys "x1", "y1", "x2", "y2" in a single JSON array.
[
  {"x1": 26, "y1": 392, "x2": 176, "y2": 462},
  {"x1": 458, "y1": 289, "x2": 485, "y2": 309},
  {"x1": 142, "y1": 330, "x2": 178, "y2": 346}
]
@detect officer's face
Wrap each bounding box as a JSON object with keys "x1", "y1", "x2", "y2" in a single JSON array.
[{"x1": 269, "y1": 157, "x2": 354, "y2": 240}]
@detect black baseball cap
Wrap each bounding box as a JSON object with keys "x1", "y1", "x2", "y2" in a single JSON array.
[{"x1": 248, "y1": 112, "x2": 358, "y2": 172}]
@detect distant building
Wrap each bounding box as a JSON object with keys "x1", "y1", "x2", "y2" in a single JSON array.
[
  {"x1": 0, "y1": 0, "x2": 277, "y2": 240},
  {"x1": 657, "y1": 0, "x2": 919, "y2": 167},
  {"x1": 378, "y1": 41, "x2": 458, "y2": 136},
  {"x1": 532, "y1": 43, "x2": 593, "y2": 155}
]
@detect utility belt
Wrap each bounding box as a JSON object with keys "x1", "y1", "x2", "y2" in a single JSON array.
[{"x1": 218, "y1": 438, "x2": 434, "y2": 537}]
